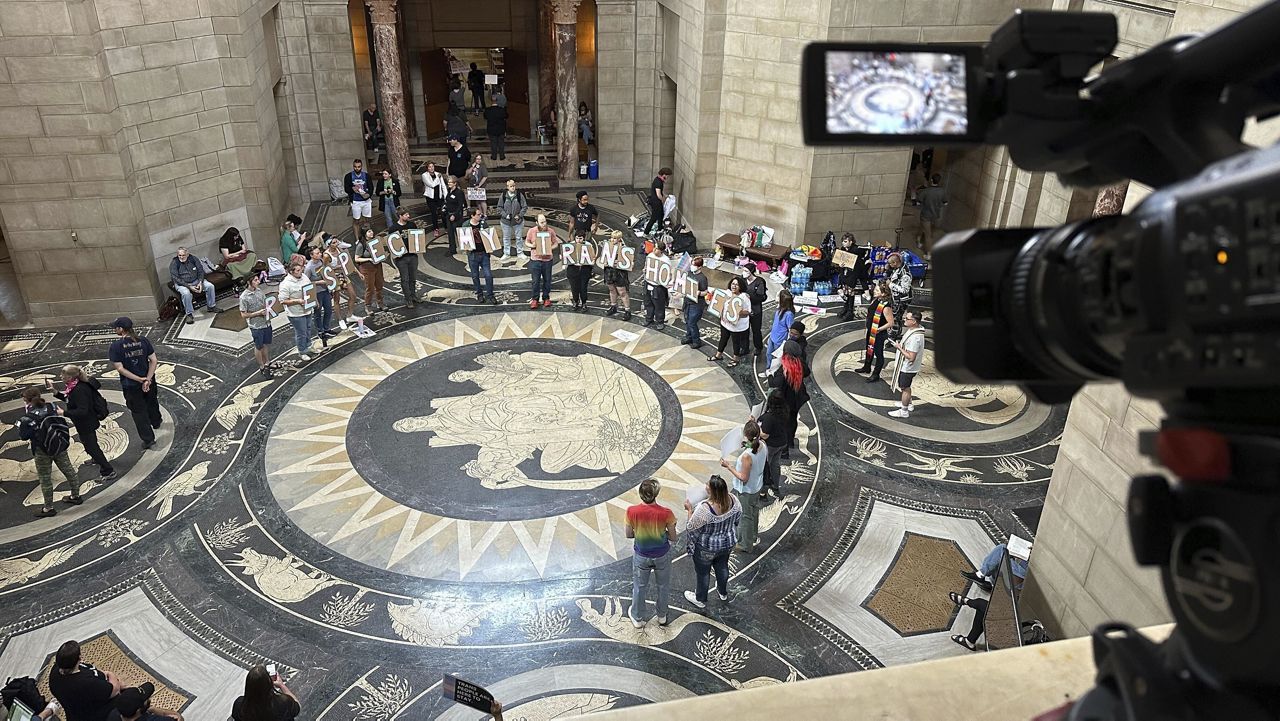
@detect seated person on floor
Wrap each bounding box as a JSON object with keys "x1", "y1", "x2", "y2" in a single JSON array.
[
  {"x1": 962, "y1": 542, "x2": 1028, "y2": 592},
  {"x1": 48, "y1": 639, "x2": 156, "y2": 721},
  {"x1": 107, "y1": 687, "x2": 183, "y2": 721},
  {"x1": 218, "y1": 227, "x2": 258, "y2": 282},
  {"x1": 947, "y1": 591, "x2": 988, "y2": 652},
  {"x1": 168, "y1": 247, "x2": 218, "y2": 323}
]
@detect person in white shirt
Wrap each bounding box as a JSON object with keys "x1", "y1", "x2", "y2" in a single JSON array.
[
  {"x1": 277, "y1": 263, "x2": 317, "y2": 361},
  {"x1": 888, "y1": 310, "x2": 926, "y2": 418},
  {"x1": 709, "y1": 277, "x2": 752, "y2": 367},
  {"x1": 420, "y1": 161, "x2": 447, "y2": 239}
]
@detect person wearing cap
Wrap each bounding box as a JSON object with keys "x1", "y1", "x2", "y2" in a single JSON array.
[
  {"x1": 108, "y1": 687, "x2": 183, "y2": 721},
  {"x1": 108, "y1": 317, "x2": 161, "y2": 450},
  {"x1": 239, "y1": 273, "x2": 274, "y2": 378}
]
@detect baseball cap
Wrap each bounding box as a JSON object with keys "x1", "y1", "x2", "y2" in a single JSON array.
[
  {"x1": 110, "y1": 317, "x2": 133, "y2": 330},
  {"x1": 114, "y1": 688, "x2": 146, "y2": 716}
]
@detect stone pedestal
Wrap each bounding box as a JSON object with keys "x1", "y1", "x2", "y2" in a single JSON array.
[
  {"x1": 368, "y1": 0, "x2": 413, "y2": 189},
  {"x1": 552, "y1": 0, "x2": 582, "y2": 182}
]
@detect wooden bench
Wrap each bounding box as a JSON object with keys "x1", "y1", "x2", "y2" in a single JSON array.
[{"x1": 714, "y1": 233, "x2": 791, "y2": 267}]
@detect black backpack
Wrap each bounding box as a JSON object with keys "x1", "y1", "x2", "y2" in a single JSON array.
[
  {"x1": 90, "y1": 386, "x2": 109, "y2": 421},
  {"x1": 2, "y1": 676, "x2": 45, "y2": 713},
  {"x1": 36, "y1": 412, "x2": 71, "y2": 457}
]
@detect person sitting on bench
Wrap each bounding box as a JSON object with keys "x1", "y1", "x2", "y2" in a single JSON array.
[{"x1": 169, "y1": 247, "x2": 219, "y2": 324}]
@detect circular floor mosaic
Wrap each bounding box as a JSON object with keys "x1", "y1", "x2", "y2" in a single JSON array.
[{"x1": 263, "y1": 311, "x2": 750, "y2": 582}]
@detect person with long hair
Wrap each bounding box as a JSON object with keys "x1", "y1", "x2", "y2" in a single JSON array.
[
  {"x1": 769, "y1": 339, "x2": 811, "y2": 454},
  {"x1": 762, "y1": 289, "x2": 795, "y2": 376},
  {"x1": 756, "y1": 393, "x2": 791, "y2": 500},
  {"x1": 466, "y1": 154, "x2": 489, "y2": 216},
  {"x1": 721, "y1": 420, "x2": 767, "y2": 552},
  {"x1": 353, "y1": 225, "x2": 385, "y2": 312},
  {"x1": 324, "y1": 234, "x2": 356, "y2": 329},
  {"x1": 231, "y1": 666, "x2": 300, "y2": 721},
  {"x1": 47, "y1": 365, "x2": 115, "y2": 481},
  {"x1": 18, "y1": 387, "x2": 80, "y2": 518},
  {"x1": 709, "y1": 277, "x2": 751, "y2": 366},
  {"x1": 856, "y1": 279, "x2": 895, "y2": 381},
  {"x1": 108, "y1": 317, "x2": 161, "y2": 450},
  {"x1": 682, "y1": 475, "x2": 742, "y2": 609},
  {"x1": 219, "y1": 226, "x2": 258, "y2": 281},
  {"x1": 602, "y1": 230, "x2": 633, "y2": 320}
]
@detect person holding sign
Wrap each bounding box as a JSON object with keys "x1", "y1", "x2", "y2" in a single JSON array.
[
  {"x1": 602, "y1": 230, "x2": 633, "y2": 321},
  {"x1": 682, "y1": 475, "x2": 741, "y2": 609},
  {"x1": 444, "y1": 176, "x2": 466, "y2": 254},
  {"x1": 465, "y1": 155, "x2": 489, "y2": 216},
  {"x1": 721, "y1": 420, "x2": 767, "y2": 553},
  {"x1": 390, "y1": 207, "x2": 421, "y2": 308},
  {"x1": 354, "y1": 225, "x2": 385, "y2": 312},
  {"x1": 465, "y1": 208, "x2": 498, "y2": 304},
  {"x1": 304, "y1": 246, "x2": 335, "y2": 340},
  {"x1": 278, "y1": 262, "x2": 317, "y2": 361},
  {"x1": 642, "y1": 242, "x2": 669, "y2": 329},
  {"x1": 239, "y1": 273, "x2": 274, "y2": 378},
  {"x1": 524, "y1": 214, "x2": 558, "y2": 309},
  {"x1": 324, "y1": 235, "x2": 356, "y2": 330},
  {"x1": 709, "y1": 277, "x2": 752, "y2": 367},
  {"x1": 680, "y1": 256, "x2": 709, "y2": 349},
  {"x1": 564, "y1": 231, "x2": 594, "y2": 312}
]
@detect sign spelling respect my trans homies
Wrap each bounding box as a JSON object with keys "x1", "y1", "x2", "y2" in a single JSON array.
[{"x1": 643, "y1": 252, "x2": 747, "y2": 323}]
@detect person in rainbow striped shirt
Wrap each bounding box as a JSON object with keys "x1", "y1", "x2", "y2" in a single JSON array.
[{"x1": 625, "y1": 479, "x2": 678, "y2": 628}]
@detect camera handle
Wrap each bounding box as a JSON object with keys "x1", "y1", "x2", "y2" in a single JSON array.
[{"x1": 1068, "y1": 423, "x2": 1280, "y2": 720}]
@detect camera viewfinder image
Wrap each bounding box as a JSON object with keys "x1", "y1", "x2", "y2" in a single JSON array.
[{"x1": 825, "y1": 50, "x2": 969, "y2": 135}]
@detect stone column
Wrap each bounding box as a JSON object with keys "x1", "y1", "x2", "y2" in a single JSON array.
[
  {"x1": 367, "y1": 0, "x2": 413, "y2": 188},
  {"x1": 552, "y1": 0, "x2": 582, "y2": 181},
  {"x1": 538, "y1": 0, "x2": 557, "y2": 125}
]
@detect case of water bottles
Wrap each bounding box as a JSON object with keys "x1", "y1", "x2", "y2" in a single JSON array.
[
  {"x1": 789, "y1": 265, "x2": 812, "y2": 295},
  {"x1": 812, "y1": 280, "x2": 834, "y2": 296}
]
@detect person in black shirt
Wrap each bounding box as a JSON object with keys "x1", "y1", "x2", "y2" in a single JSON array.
[
  {"x1": 484, "y1": 102, "x2": 508, "y2": 160},
  {"x1": 567, "y1": 191, "x2": 598, "y2": 238},
  {"x1": 756, "y1": 393, "x2": 792, "y2": 500},
  {"x1": 464, "y1": 208, "x2": 498, "y2": 304},
  {"x1": 107, "y1": 317, "x2": 160, "y2": 450},
  {"x1": 48, "y1": 364, "x2": 115, "y2": 480},
  {"x1": 361, "y1": 103, "x2": 380, "y2": 153},
  {"x1": 390, "y1": 208, "x2": 420, "y2": 308},
  {"x1": 641, "y1": 167, "x2": 671, "y2": 236},
  {"x1": 443, "y1": 176, "x2": 466, "y2": 254},
  {"x1": 743, "y1": 265, "x2": 768, "y2": 356},
  {"x1": 49, "y1": 640, "x2": 157, "y2": 721},
  {"x1": 231, "y1": 666, "x2": 300, "y2": 721},
  {"x1": 446, "y1": 137, "x2": 470, "y2": 179},
  {"x1": 107, "y1": 687, "x2": 183, "y2": 721},
  {"x1": 467, "y1": 62, "x2": 486, "y2": 113}
]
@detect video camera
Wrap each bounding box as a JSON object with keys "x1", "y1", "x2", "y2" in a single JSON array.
[{"x1": 800, "y1": 4, "x2": 1280, "y2": 720}]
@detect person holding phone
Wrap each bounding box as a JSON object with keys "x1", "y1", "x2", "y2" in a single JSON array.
[{"x1": 231, "y1": 666, "x2": 300, "y2": 721}]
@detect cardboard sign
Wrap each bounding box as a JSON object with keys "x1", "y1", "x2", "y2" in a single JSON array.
[
  {"x1": 833, "y1": 249, "x2": 858, "y2": 269},
  {"x1": 301, "y1": 278, "x2": 317, "y2": 311},
  {"x1": 532, "y1": 230, "x2": 557, "y2": 257},
  {"x1": 479, "y1": 227, "x2": 500, "y2": 253},
  {"x1": 643, "y1": 254, "x2": 676, "y2": 288},
  {"x1": 263, "y1": 295, "x2": 280, "y2": 320},
  {"x1": 561, "y1": 239, "x2": 597, "y2": 266},
  {"x1": 597, "y1": 241, "x2": 636, "y2": 271},
  {"x1": 457, "y1": 226, "x2": 476, "y2": 251},
  {"x1": 367, "y1": 235, "x2": 388, "y2": 263},
  {"x1": 405, "y1": 228, "x2": 427, "y2": 254},
  {"x1": 386, "y1": 232, "x2": 408, "y2": 258},
  {"x1": 722, "y1": 294, "x2": 747, "y2": 323},
  {"x1": 332, "y1": 249, "x2": 355, "y2": 276},
  {"x1": 443, "y1": 675, "x2": 493, "y2": 714}
]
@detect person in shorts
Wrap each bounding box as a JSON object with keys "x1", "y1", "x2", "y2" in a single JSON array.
[
  {"x1": 889, "y1": 310, "x2": 926, "y2": 419},
  {"x1": 239, "y1": 273, "x2": 274, "y2": 378},
  {"x1": 344, "y1": 159, "x2": 373, "y2": 239}
]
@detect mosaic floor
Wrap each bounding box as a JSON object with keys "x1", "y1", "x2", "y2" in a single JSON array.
[{"x1": 0, "y1": 191, "x2": 1063, "y2": 719}]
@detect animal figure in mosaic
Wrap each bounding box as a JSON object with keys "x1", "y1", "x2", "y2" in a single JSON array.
[
  {"x1": 0, "y1": 537, "x2": 93, "y2": 589},
  {"x1": 386, "y1": 600, "x2": 487, "y2": 647},
  {"x1": 227, "y1": 548, "x2": 343, "y2": 604},
  {"x1": 757, "y1": 494, "x2": 801, "y2": 534},
  {"x1": 100, "y1": 363, "x2": 176, "y2": 386},
  {"x1": 729, "y1": 668, "x2": 799, "y2": 689},
  {"x1": 148, "y1": 461, "x2": 215, "y2": 519},
  {"x1": 393, "y1": 351, "x2": 659, "y2": 490},
  {"x1": 504, "y1": 693, "x2": 619, "y2": 720},
  {"x1": 895, "y1": 448, "x2": 980, "y2": 481},
  {"x1": 213, "y1": 379, "x2": 274, "y2": 431},
  {"x1": 576, "y1": 596, "x2": 724, "y2": 646},
  {"x1": 842, "y1": 352, "x2": 1027, "y2": 425},
  {"x1": 0, "y1": 372, "x2": 54, "y2": 390}
]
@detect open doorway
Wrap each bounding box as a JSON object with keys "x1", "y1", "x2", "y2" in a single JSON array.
[
  {"x1": 0, "y1": 227, "x2": 31, "y2": 328},
  {"x1": 422, "y1": 48, "x2": 531, "y2": 140}
]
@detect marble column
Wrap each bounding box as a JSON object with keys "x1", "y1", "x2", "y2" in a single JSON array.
[
  {"x1": 552, "y1": 0, "x2": 581, "y2": 182},
  {"x1": 538, "y1": 0, "x2": 557, "y2": 125},
  {"x1": 367, "y1": 0, "x2": 412, "y2": 188}
]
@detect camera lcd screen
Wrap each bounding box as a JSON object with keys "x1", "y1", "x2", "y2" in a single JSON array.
[{"x1": 822, "y1": 49, "x2": 971, "y2": 137}]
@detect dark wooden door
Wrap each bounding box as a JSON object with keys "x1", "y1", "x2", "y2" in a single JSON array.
[
  {"x1": 421, "y1": 48, "x2": 450, "y2": 140},
  {"x1": 504, "y1": 48, "x2": 532, "y2": 138}
]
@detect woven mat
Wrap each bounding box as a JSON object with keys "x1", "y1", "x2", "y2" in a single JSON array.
[
  {"x1": 865, "y1": 532, "x2": 975, "y2": 636},
  {"x1": 39, "y1": 631, "x2": 191, "y2": 712}
]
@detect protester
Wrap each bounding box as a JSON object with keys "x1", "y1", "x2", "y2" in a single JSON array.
[
  {"x1": 344, "y1": 159, "x2": 373, "y2": 239},
  {"x1": 625, "y1": 478, "x2": 677, "y2": 627},
  {"x1": 496, "y1": 179, "x2": 528, "y2": 260},
  {"x1": 524, "y1": 214, "x2": 557, "y2": 309},
  {"x1": 855, "y1": 280, "x2": 895, "y2": 382},
  {"x1": 324, "y1": 235, "x2": 356, "y2": 329},
  {"x1": 642, "y1": 242, "x2": 669, "y2": 329},
  {"x1": 757, "y1": 393, "x2": 791, "y2": 500},
  {"x1": 889, "y1": 309, "x2": 926, "y2": 419},
  {"x1": 353, "y1": 225, "x2": 385, "y2": 312},
  {"x1": 484, "y1": 101, "x2": 509, "y2": 160},
  {"x1": 304, "y1": 246, "x2": 335, "y2": 339},
  {"x1": 18, "y1": 388, "x2": 78, "y2": 518},
  {"x1": 389, "y1": 208, "x2": 421, "y2": 308},
  {"x1": 230, "y1": 666, "x2": 300, "y2": 721},
  {"x1": 680, "y1": 256, "x2": 708, "y2": 348},
  {"x1": 467, "y1": 62, "x2": 486, "y2": 113},
  {"x1": 218, "y1": 227, "x2": 258, "y2": 281},
  {"x1": 46, "y1": 365, "x2": 115, "y2": 482},
  {"x1": 278, "y1": 262, "x2": 317, "y2": 361},
  {"x1": 721, "y1": 420, "x2": 766, "y2": 553},
  {"x1": 709, "y1": 277, "x2": 751, "y2": 366},
  {"x1": 602, "y1": 230, "x2": 632, "y2": 320},
  {"x1": 421, "y1": 162, "x2": 447, "y2": 238},
  {"x1": 446, "y1": 136, "x2": 471, "y2": 179},
  {"x1": 108, "y1": 318, "x2": 161, "y2": 451},
  {"x1": 466, "y1": 155, "x2": 489, "y2": 216},
  {"x1": 568, "y1": 191, "x2": 599, "y2": 238},
  {"x1": 565, "y1": 231, "x2": 593, "y2": 312},
  {"x1": 744, "y1": 265, "x2": 768, "y2": 356},
  {"x1": 761, "y1": 290, "x2": 795, "y2": 376},
  {"x1": 376, "y1": 169, "x2": 401, "y2": 230},
  {"x1": 466, "y1": 208, "x2": 498, "y2": 304},
  {"x1": 168, "y1": 247, "x2": 218, "y2": 325},
  {"x1": 444, "y1": 176, "x2": 467, "y2": 254},
  {"x1": 239, "y1": 273, "x2": 274, "y2": 378},
  {"x1": 682, "y1": 475, "x2": 741, "y2": 609},
  {"x1": 886, "y1": 252, "x2": 913, "y2": 327},
  {"x1": 769, "y1": 340, "x2": 811, "y2": 455}
]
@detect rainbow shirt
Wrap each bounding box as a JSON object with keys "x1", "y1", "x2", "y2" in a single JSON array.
[{"x1": 627, "y1": 503, "x2": 675, "y2": 558}]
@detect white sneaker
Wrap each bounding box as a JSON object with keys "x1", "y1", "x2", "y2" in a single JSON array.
[
  {"x1": 629, "y1": 614, "x2": 643, "y2": 629},
  {"x1": 299, "y1": 353, "x2": 312, "y2": 362},
  {"x1": 339, "y1": 319, "x2": 348, "y2": 330},
  {"x1": 906, "y1": 403, "x2": 915, "y2": 412},
  {"x1": 683, "y1": 590, "x2": 706, "y2": 609},
  {"x1": 888, "y1": 408, "x2": 910, "y2": 418}
]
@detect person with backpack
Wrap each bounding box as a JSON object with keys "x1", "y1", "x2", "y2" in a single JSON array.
[
  {"x1": 682, "y1": 475, "x2": 742, "y2": 609},
  {"x1": 18, "y1": 387, "x2": 79, "y2": 518},
  {"x1": 108, "y1": 317, "x2": 161, "y2": 451},
  {"x1": 47, "y1": 365, "x2": 115, "y2": 481}
]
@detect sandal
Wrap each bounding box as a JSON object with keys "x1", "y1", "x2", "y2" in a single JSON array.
[
  {"x1": 727, "y1": 359, "x2": 739, "y2": 367},
  {"x1": 951, "y1": 634, "x2": 976, "y2": 651},
  {"x1": 708, "y1": 354, "x2": 722, "y2": 362},
  {"x1": 948, "y1": 591, "x2": 967, "y2": 606}
]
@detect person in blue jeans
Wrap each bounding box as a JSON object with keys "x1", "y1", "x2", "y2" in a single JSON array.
[
  {"x1": 680, "y1": 257, "x2": 709, "y2": 349},
  {"x1": 962, "y1": 543, "x2": 1028, "y2": 591},
  {"x1": 464, "y1": 208, "x2": 498, "y2": 304},
  {"x1": 278, "y1": 263, "x2": 316, "y2": 360},
  {"x1": 625, "y1": 479, "x2": 677, "y2": 627},
  {"x1": 524, "y1": 214, "x2": 557, "y2": 308},
  {"x1": 304, "y1": 247, "x2": 334, "y2": 340},
  {"x1": 682, "y1": 475, "x2": 742, "y2": 609}
]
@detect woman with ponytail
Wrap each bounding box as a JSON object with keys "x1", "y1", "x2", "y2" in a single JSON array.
[{"x1": 720, "y1": 420, "x2": 767, "y2": 553}]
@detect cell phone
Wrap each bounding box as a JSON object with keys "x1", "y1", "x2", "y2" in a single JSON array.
[
  {"x1": 266, "y1": 664, "x2": 278, "y2": 680},
  {"x1": 801, "y1": 42, "x2": 985, "y2": 145}
]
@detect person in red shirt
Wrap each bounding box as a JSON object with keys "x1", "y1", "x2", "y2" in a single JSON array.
[{"x1": 524, "y1": 214, "x2": 558, "y2": 308}]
